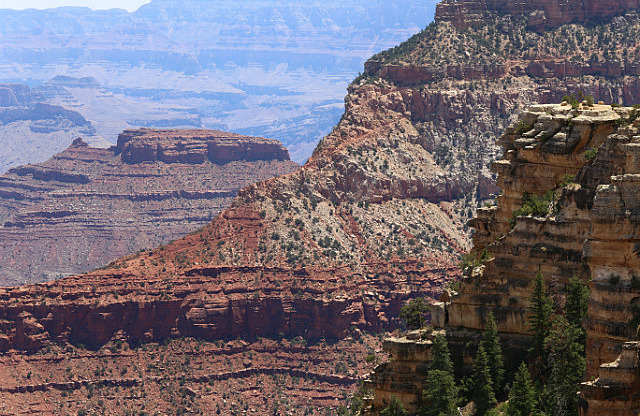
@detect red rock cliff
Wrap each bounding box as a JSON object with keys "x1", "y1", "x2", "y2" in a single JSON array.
[{"x1": 116, "y1": 128, "x2": 289, "y2": 165}]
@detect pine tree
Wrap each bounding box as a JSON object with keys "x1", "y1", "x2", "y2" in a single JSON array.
[
  {"x1": 381, "y1": 396, "x2": 407, "y2": 416},
  {"x1": 399, "y1": 297, "x2": 428, "y2": 330},
  {"x1": 480, "y1": 312, "x2": 505, "y2": 397},
  {"x1": 422, "y1": 370, "x2": 458, "y2": 416},
  {"x1": 506, "y1": 362, "x2": 536, "y2": 416},
  {"x1": 472, "y1": 344, "x2": 497, "y2": 416},
  {"x1": 528, "y1": 271, "x2": 553, "y2": 359},
  {"x1": 430, "y1": 334, "x2": 454, "y2": 374},
  {"x1": 565, "y1": 276, "x2": 589, "y2": 353},
  {"x1": 421, "y1": 335, "x2": 458, "y2": 416},
  {"x1": 543, "y1": 316, "x2": 585, "y2": 416}
]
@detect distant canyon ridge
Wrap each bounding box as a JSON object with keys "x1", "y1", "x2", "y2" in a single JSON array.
[{"x1": 0, "y1": 0, "x2": 438, "y2": 165}]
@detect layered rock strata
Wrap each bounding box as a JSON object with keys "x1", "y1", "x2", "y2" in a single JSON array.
[
  {"x1": 452, "y1": 103, "x2": 640, "y2": 409},
  {"x1": 0, "y1": 129, "x2": 298, "y2": 285},
  {"x1": 358, "y1": 0, "x2": 640, "y2": 211},
  {"x1": 0, "y1": 334, "x2": 387, "y2": 415},
  {"x1": 364, "y1": 329, "x2": 444, "y2": 414},
  {"x1": 435, "y1": 0, "x2": 640, "y2": 31},
  {"x1": 580, "y1": 342, "x2": 640, "y2": 416},
  {"x1": 0, "y1": 83, "x2": 108, "y2": 173},
  {"x1": 7, "y1": 0, "x2": 640, "y2": 412}
]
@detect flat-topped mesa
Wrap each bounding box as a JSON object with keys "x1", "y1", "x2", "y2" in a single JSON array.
[
  {"x1": 116, "y1": 128, "x2": 290, "y2": 165},
  {"x1": 0, "y1": 128, "x2": 299, "y2": 286},
  {"x1": 435, "y1": 0, "x2": 640, "y2": 31}
]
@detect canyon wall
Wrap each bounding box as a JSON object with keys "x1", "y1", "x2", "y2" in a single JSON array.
[
  {"x1": 435, "y1": 0, "x2": 640, "y2": 30},
  {"x1": 4, "y1": 0, "x2": 640, "y2": 413},
  {"x1": 0, "y1": 83, "x2": 109, "y2": 173},
  {"x1": 449, "y1": 103, "x2": 640, "y2": 383}
]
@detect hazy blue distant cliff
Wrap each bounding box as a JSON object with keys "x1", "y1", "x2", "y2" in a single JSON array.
[{"x1": 0, "y1": 0, "x2": 438, "y2": 162}]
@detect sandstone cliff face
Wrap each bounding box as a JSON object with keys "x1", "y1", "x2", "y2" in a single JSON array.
[
  {"x1": 580, "y1": 342, "x2": 640, "y2": 415},
  {"x1": 448, "y1": 103, "x2": 640, "y2": 413},
  {"x1": 0, "y1": 129, "x2": 298, "y2": 286},
  {"x1": 365, "y1": 103, "x2": 640, "y2": 414}
]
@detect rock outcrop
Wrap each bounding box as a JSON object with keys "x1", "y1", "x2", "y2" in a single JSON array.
[
  {"x1": 364, "y1": 103, "x2": 640, "y2": 414},
  {"x1": 365, "y1": 329, "x2": 440, "y2": 414},
  {"x1": 0, "y1": 129, "x2": 298, "y2": 285},
  {"x1": 463, "y1": 103, "x2": 640, "y2": 384},
  {"x1": 580, "y1": 342, "x2": 640, "y2": 415}
]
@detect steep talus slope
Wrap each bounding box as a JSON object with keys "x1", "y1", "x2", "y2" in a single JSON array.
[
  {"x1": 0, "y1": 129, "x2": 298, "y2": 286},
  {"x1": 0, "y1": 83, "x2": 470, "y2": 350},
  {"x1": 0, "y1": 77, "x2": 468, "y2": 414}
]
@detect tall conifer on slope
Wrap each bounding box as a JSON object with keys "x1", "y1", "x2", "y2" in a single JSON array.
[
  {"x1": 421, "y1": 334, "x2": 458, "y2": 416},
  {"x1": 380, "y1": 396, "x2": 407, "y2": 416},
  {"x1": 430, "y1": 334, "x2": 454, "y2": 374},
  {"x1": 480, "y1": 312, "x2": 505, "y2": 397},
  {"x1": 565, "y1": 276, "x2": 589, "y2": 353},
  {"x1": 528, "y1": 271, "x2": 553, "y2": 362},
  {"x1": 472, "y1": 344, "x2": 497, "y2": 416},
  {"x1": 543, "y1": 316, "x2": 585, "y2": 416},
  {"x1": 506, "y1": 362, "x2": 536, "y2": 416}
]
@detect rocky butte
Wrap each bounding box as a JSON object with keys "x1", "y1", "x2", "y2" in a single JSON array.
[{"x1": 0, "y1": 128, "x2": 298, "y2": 285}]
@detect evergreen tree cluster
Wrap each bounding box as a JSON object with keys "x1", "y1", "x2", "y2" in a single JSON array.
[
  {"x1": 526, "y1": 273, "x2": 589, "y2": 415},
  {"x1": 504, "y1": 272, "x2": 588, "y2": 416},
  {"x1": 399, "y1": 271, "x2": 589, "y2": 416}
]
